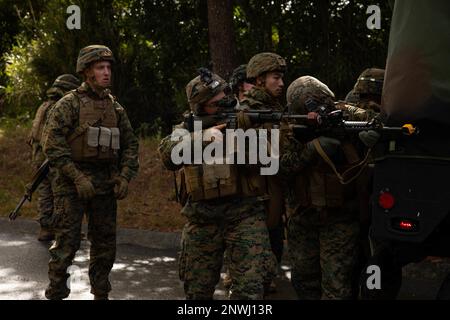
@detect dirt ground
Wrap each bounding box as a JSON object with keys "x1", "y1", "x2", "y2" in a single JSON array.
[{"x1": 0, "y1": 121, "x2": 185, "y2": 232}]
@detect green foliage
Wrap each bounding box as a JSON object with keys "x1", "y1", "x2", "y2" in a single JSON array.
[{"x1": 1, "y1": 0, "x2": 392, "y2": 135}]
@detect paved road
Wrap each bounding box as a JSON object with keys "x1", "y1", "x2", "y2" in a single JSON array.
[
  {"x1": 1, "y1": 217, "x2": 449, "y2": 300},
  {"x1": 0, "y1": 217, "x2": 295, "y2": 300}
]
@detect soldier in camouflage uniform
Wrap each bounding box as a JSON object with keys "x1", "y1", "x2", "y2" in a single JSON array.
[
  {"x1": 29, "y1": 74, "x2": 80, "y2": 241},
  {"x1": 158, "y1": 70, "x2": 275, "y2": 300},
  {"x1": 41, "y1": 45, "x2": 139, "y2": 300},
  {"x1": 239, "y1": 53, "x2": 287, "y2": 293},
  {"x1": 345, "y1": 68, "x2": 385, "y2": 111},
  {"x1": 344, "y1": 68, "x2": 385, "y2": 298},
  {"x1": 281, "y1": 76, "x2": 376, "y2": 299}
]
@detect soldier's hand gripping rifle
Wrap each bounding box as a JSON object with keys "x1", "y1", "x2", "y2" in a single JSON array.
[{"x1": 9, "y1": 159, "x2": 49, "y2": 221}]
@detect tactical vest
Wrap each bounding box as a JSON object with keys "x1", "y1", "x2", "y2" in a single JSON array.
[
  {"x1": 30, "y1": 100, "x2": 55, "y2": 144},
  {"x1": 182, "y1": 163, "x2": 267, "y2": 202},
  {"x1": 69, "y1": 91, "x2": 120, "y2": 162}
]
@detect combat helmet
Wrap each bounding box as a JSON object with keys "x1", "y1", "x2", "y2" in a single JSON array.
[
  {"x1": 76, "y1": 45, "x2": 115, "y2": 74},
  {"x1": 353, "y1": 68, "x2": 385, "y2": 96},
  {"x1": 246, "y1": 52, "x2": 286, "y2": 79},
  {"x1": 52, "y1": 74, "x2": 81, "y2": 91},
  {"x1": 186, "y1": 68, "x2": 229, "y2": 114},
  {"x1": 286, "y1": 76, "x2": 335, "y2": 115}
]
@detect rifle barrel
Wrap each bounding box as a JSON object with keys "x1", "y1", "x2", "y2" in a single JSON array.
[{"x1": 9, "y1": 196, "x2": 28, "y2": 221}]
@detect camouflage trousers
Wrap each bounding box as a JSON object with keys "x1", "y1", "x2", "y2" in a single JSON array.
[
  {"x1": 287, "y1": 207, "x2": 359, "y2": 300},
  {"x1": 179, "y1": 204, "x2": 276, "y2": 300},
  {"x1": 45, "y1": 193, "x2": 117, "y2": 300},
  {"x1": 223, "y1": 218, "x2": 284, "y2": 295},
  {"x1": 36, "y1": 175, "x2": 54, "y2": 228}
]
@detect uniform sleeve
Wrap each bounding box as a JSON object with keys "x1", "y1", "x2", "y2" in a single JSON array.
[
  {"x1": 339, "y1": 104, "x2": 378, "y2": 121},
  {"x1": 279, "y1": 134, "x2": 308, "y2": 176},
  {"x1": 158, "y1": 123, "x2": 187, "y2": 172},
  {"x1": 117, "y1": 107, "x2": 139, "y2": 181},
  {"x1": 41, "y1": 95, "x2": 78, "y2": 169}
]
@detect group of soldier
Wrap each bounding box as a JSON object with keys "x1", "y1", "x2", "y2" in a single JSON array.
[
  {"x1": 158, "y1": 52, "x2": 385, "y2": 300},
  {"x1": 29, "y1": 44, "x2": 385, "y2": 300}
]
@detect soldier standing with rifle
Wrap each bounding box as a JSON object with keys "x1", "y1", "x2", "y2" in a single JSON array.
[
  {"x1": 29, "y1": 74, "x2": 80, "y2": 241},
  {"x1": 41, "y1": 45, "x2": 139, "y2": 300}
]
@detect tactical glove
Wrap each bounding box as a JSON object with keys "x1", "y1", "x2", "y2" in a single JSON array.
[
  {"x1": 112, "y1": 176, "x2": 129, "y2": 200},
  {"x1": 359, "y1": 130, "x2": 380, "y2": 148},
  {"x1": 61, "y1": 162, "x2": 96, "y2": 200}
]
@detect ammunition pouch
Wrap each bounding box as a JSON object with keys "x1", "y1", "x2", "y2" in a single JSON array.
[
  {"x1": 71, "y1": 125, "x2": 120, "y2": 161},
  {"x1": 184, "y1": 163, "x2": 239, "y2": 202}
]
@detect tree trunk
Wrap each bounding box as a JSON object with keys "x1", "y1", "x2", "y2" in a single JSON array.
[{"x1": 207, "y1": 0, "x2": 237, "y2": 79}]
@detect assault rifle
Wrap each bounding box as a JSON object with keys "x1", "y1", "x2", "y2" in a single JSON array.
[
  {"x1": 183, "y1": 106, "x2": 417, "y2": 138},
  {"x1": 290, "y1": 109, "x2": 417, "y2": 142},
  {"x1": 9, "y1": 159, "x2": 49, "y2": 221}
]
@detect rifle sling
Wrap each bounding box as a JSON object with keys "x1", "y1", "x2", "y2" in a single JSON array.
[{"x1": 312, "y1": 138, "x2": 371, "y2": 185}]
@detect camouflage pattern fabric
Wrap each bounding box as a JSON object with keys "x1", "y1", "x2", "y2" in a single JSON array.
[
  {"x1": 42, "y1": 81, "x2": 138, "y2": 299},
  {"x1": 45, "y1": 193, "x2": 117, "y2": 299},
  {"x1": 286, "y1": 76, "x2": 335, "y2": 115},
  {"x1": 335, "y1": 102, "x2": 379, "y2": 121},
  {"x1": 76, "y1": 45, "x2": 115, "y2": 74},
  {"x1": 246, "y1": 52, "x2": 286, "y2": 79},
  {"x1": 240, "y1": 86, "x2": 284, "y2": 111},
  {"x1": 356, "y1": 100, "x2": 381, "y2": 113},
  {"x1": 30, "y1": 88, "x2": 65, "y2": 228},
  {"x1": 179, "y1": 200, "x2": 275, "y2": 300},
  {"x1": 42, "y1": 82, "x2": 139, "y2": 196},
  {"x1": 239, "y1": 84, "x2": 285, "y2": 293},
  {"x1": 36, "y1": 176, "x2": 54, "y2": 228},
  {"x1": 287, "y1": 207, "x2": 359, "y2": 300},
  {"x1": 280, "y1": 90, "x2": 376, "y2": 300},
  {"x1": 159, "y1": 122, "x2": 276, "y2": 299}
]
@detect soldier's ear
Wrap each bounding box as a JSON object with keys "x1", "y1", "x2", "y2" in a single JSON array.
[
  {"x1": 83, "y1": 67, "x2": 94, "y2": 81},
  {"x1": 256, "y1": 75, "x2": 266, "y2": 87}
]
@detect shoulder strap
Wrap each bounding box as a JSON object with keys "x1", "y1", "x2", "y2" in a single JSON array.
[{"x1": 312, "y1": 138, "x2": 371, "y2": 185}]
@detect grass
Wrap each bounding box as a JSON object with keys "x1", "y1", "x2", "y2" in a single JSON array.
[{"x1": 0, "y1": 119, "x2": 186, "y2": 232}]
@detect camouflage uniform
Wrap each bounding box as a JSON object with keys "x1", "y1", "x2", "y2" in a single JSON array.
[
  {"x1": 158, "y1": 71, "x2": 275, "y2": 300},
  {"x1": 241, "y1": 86, "x2": 283, "y2": 111},
  {"x1": 281, "y1": 76, "x2": 373, "y2": 299},
  {"x1": 239, "y1": 53, "x2": 288, "y2": 293},
  {"x1": 41, "y1": 46, "x2": 139, "y2": 300},
  {"x1": 352, "y1": 68, "x2": 384, "y2": 298},
  {"x1": 29, "y1": 75, "x2": 80, "y2": 239}
]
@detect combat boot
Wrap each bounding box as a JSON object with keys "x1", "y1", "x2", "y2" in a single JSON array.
[
  {"x1": 38, "y1": 227, "x2": 55, "y2": 241},
  {"x1": 94, "y1": 294, "x2": 109, "y2": 300}
]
